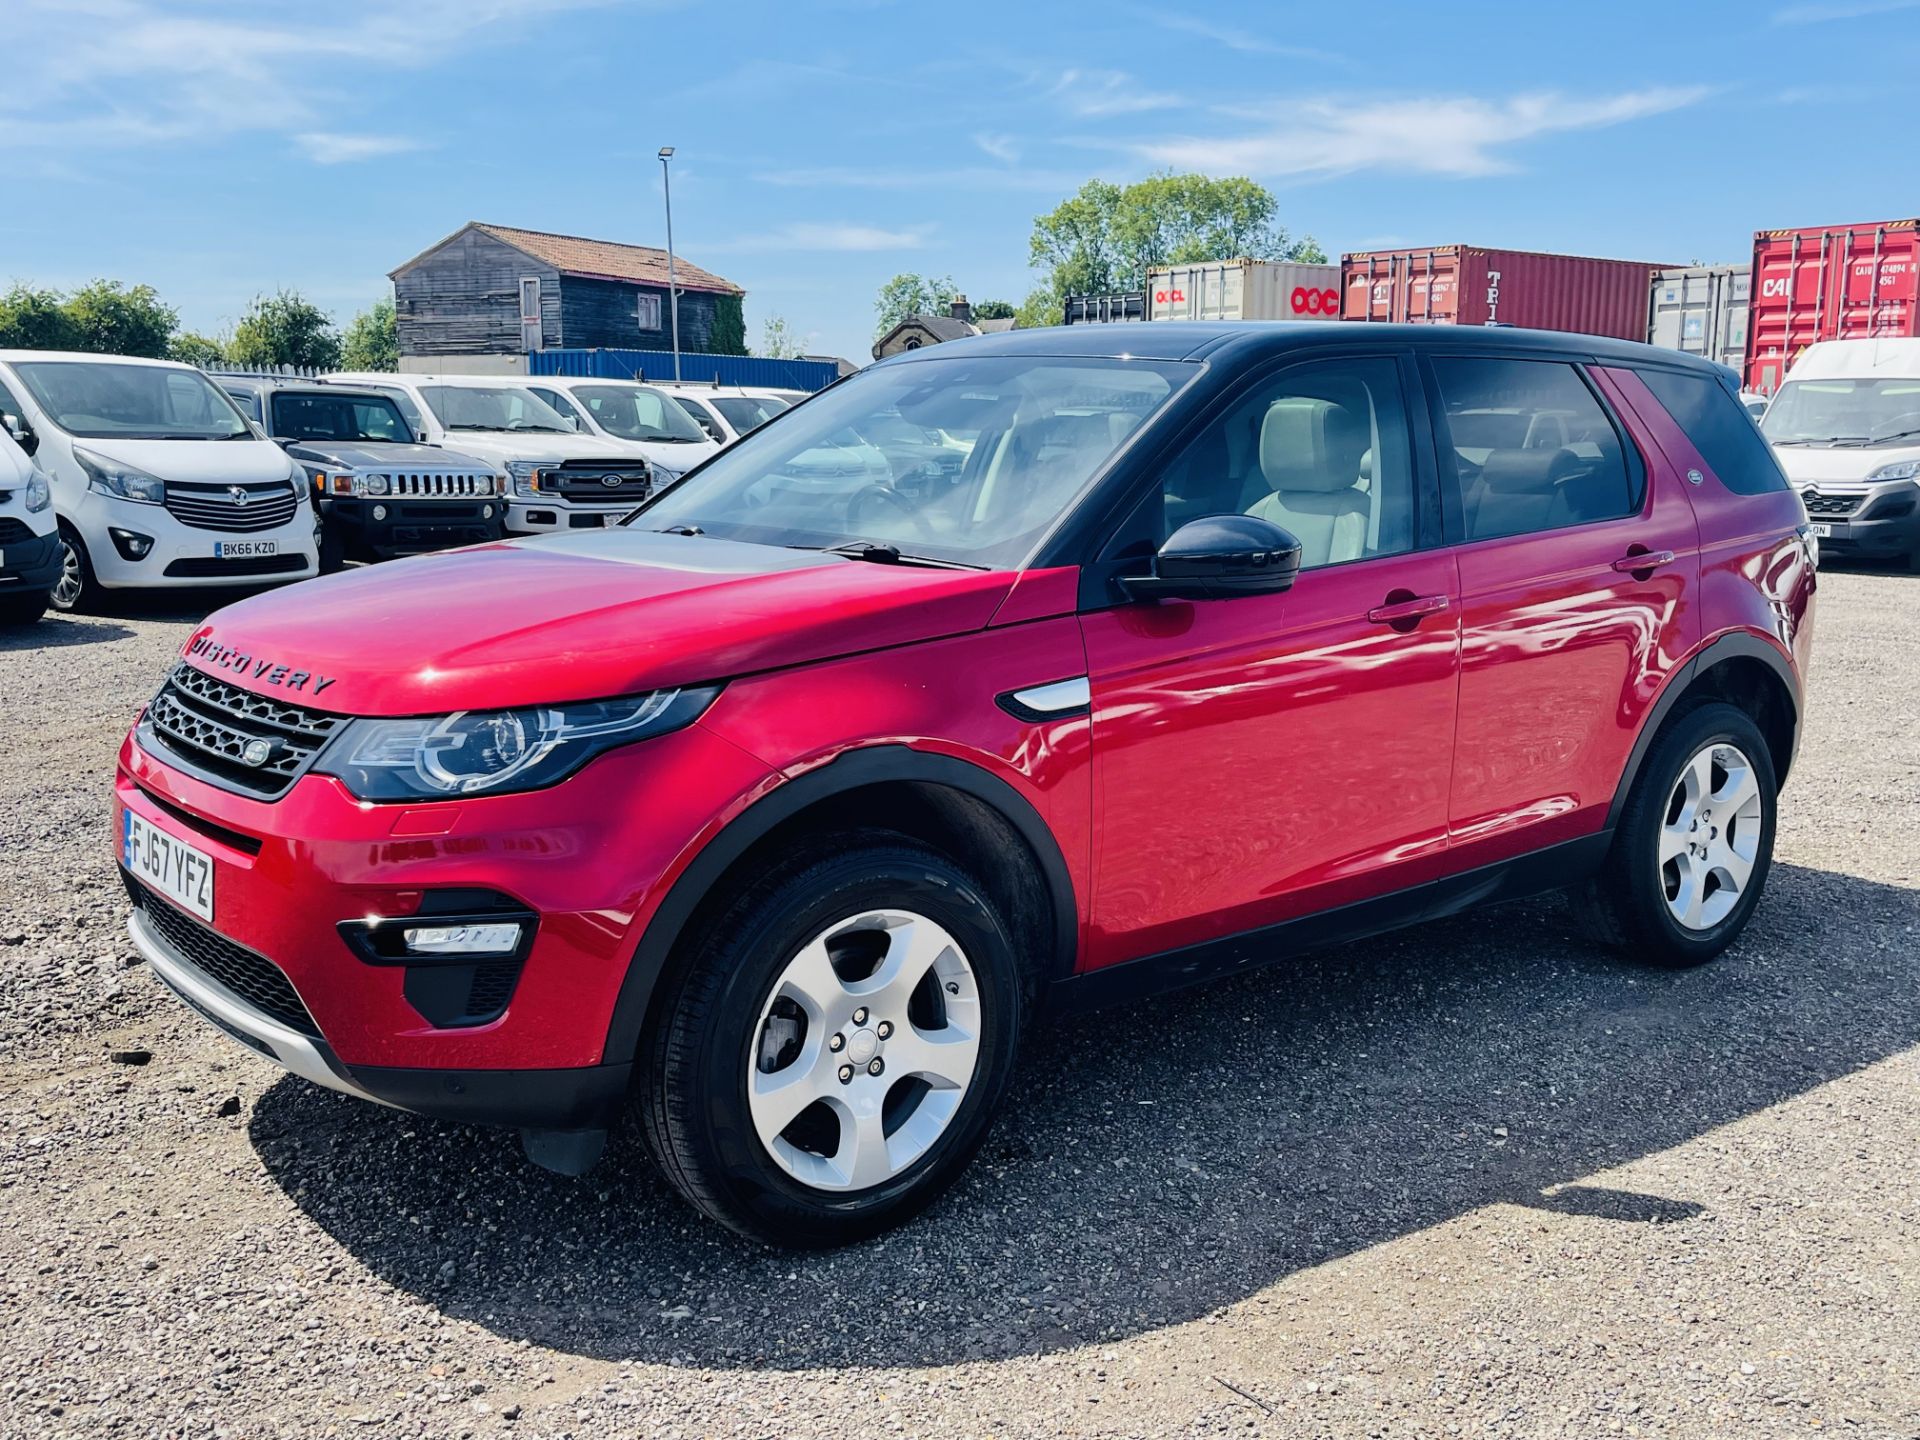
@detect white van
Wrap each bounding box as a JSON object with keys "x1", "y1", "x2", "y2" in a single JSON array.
[
  {"x1": 0, "y1": 427, "x2": 58, "y2": 624},
  {"x1": 329, "y1": 373, "x2": 665, "y2": 535},
  {"x1": 516, "y1": 376, "x2": 718, "y2": 490},
  {"x1": 1761, "y1": 338, "x2": 1920, "y2": 570},
  {"x1": 0, "y1": 352, "x2": 318, "y2": 609},
  {"x1": 657, "y1": 384, "x2": 804, "y2": 446}
]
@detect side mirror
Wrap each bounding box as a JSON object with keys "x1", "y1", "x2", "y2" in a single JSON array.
[
  {"x1": 415, "y1": 430, "x2": 430, "y2": 444},
  {"x1": 1122, "y1": 514, "x2": 1302, "y2": 602},
  {"x1": 3, "y1": 415, "x2": 36, "y2": 457}
]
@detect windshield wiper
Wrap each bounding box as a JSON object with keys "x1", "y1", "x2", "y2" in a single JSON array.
[
  {"x1": 1870, "y1": 428, "x2": 1920, "y2": 446},
  {"x1": 448, "y1": 423, "x2": 510, "y2": 431},
  {"x1": 656, "y1": 524, "x2": 704, "y2": 536},
  {"x1": 1775, "y1": 434, "x2": 1873, "y2": 447},
  {"x1": 810, "y1": 541, "x2": 983, "y2": 570}
]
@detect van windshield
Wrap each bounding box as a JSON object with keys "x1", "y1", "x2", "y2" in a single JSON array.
[
  {"x1": 1762, "y1": 378, "x2": 1920, "y2": 446},
  {"x1": 419, "y1": 385, "x2": 574, "y2": 434},
  {"x1": 571, "y1": 385, "x2": 709, "y2": 443},
  {"x1": 634, "y1": 355, "x2": 1195, "y2": 569},
  {"x1": 13, "y1": 361, "x2": 252, "y2": 440}
]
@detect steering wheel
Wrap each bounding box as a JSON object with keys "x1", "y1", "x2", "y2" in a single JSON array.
[{"x1": 846, "y1": 482, "x2": 938, "y2": 540}]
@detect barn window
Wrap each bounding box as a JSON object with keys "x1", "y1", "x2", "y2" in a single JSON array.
[
  {"x1": 636, "y1": 294, "x2": 663, "y2": 331},
  {"x1": 519, "y1": 277, "x2": 543, "y2": 352}
]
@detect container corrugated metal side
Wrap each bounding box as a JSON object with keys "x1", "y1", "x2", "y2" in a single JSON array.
[
  {"x1": 530, "y1": 348, "x2": 842, "y2": 391},
  {"x1": 1341, "y1": 246, "x2": 1663, "y2": 339},
  {"x1": 1148, "y1": 259, "x2": 1342, "y2": 322},
  {"x1": 1744, "y1": 218, "x2": 1920, "y2": 392},
  {"x1": 1648, "y1": 265, "x2": 1750, "y2": 373},
  {"x1": 1064, "y1": 291, "x2": 1147, "y2": 323}
]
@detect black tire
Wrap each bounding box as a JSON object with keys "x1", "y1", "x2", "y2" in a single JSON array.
[
  {"x1": 317, "y1": 524, "x2": 348, "y2": 574},
  {"x1": 49, "y1": 525, "x2": 93, "y2": 613},
  {"x1": 637, "y1": 832, "x2": 1027, "y2": 1246},
  {"x1": 0, "y1": 591, "x2": 48, "y2": 626},
  {"x1": 1571, "y1": 700, "x2": 1778, "y2": 967}
]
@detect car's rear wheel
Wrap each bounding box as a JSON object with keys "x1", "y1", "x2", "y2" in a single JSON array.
[
  {"x1": 49, "y1": 526, "x2": 93, "y2": 613},
  {"x1": 1572, "y1": 701, "x2": 1778, "y2": 967},
  {"x1": 638, "y1": 833, "x2": 1025, "y2": 1246}
]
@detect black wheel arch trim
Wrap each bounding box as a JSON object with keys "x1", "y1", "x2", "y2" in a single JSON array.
[
  {"x1": 1605, "y1": 631, "x2": 1801, "y2": 830},
  {"x1": 599, "y1": 744, "x2": 1081, "y2": 1066}
]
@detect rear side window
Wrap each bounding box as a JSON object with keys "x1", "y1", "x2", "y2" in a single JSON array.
[
  {"x1": 1431, "y1": 358, "x2": 1638, "y2": 542},
  {"x1": 1635, "y1": 368, "x2": 1789, "y2": 495}
]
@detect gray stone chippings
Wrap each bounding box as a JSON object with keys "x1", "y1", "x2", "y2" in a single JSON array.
[{"x1": 0, "y1": 572, "x2": 1915, "y2": 1439}]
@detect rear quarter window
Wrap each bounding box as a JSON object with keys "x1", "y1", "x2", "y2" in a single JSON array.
[{"x1": 1635, "y1": 369, "x2": 1789, "y2": 496}]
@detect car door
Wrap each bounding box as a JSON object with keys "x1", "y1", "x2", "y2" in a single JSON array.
[
  {"x1": 1426, "y1": 352, "x2": 1700, "y2": 867},
  {"x1": 1079, "y1": 352, "x2": 1462, "y2": 970}
]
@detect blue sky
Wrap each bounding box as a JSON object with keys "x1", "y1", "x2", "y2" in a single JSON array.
[{"x1": 4, "y1": 0, "x2": 1919, "y2": 366}]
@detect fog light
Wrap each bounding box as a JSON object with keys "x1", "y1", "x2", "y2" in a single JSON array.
[
  {"x1": 401, "y1": 922, "x2": 523, "y2": 956},
  {"x1": 371, "y1": 504, "x2": 388, "y2": 521},
  {"x1": 108, "y1": 527, "x2": 154, "y2": 561},
  {"x1": 483, "y1": 504, "x2": 494, "y2": 519}
]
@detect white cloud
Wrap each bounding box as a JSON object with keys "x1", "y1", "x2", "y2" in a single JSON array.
[
  {"x1": 293, "y1": 132, "x2": 428, "y2": 165},
  {"x1": 1051, "y1": 68, "x2": 1185, "y2": 118},
  {"x1": 974, "y1": 132, "x2": 1022, "y2": 164},
  {"x1": 1141, "y1": 87, "x2": 1711, "y2": 180},
  {"x1": 708, "y1": 223, "x2": 935, "y2": 253},
  {"x1": 751, "y1": 164, "x2": 1086, "y2": 193},
  {"x1": 1143, "y1": 11, "x2": 1348, "y2": 63}
]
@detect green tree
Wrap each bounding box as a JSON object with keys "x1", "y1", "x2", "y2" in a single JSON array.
[
  {"x1": 972, "y1": 299, "x2": 1017, "y2": 321},
  {"x1": 1029, "y1": 172, "x2": 1324, "y2": 300},
  {"x1": 167, "y1": 331, "x2": 228, "y2": 367},
  {"x1": 339, "y1": 298, "x2": 398, "y2": 370},
  {"x1": 63, "y1": 279, "x2": 177, "y2": 357},
  {"x1": 708, "y1": 294, "x2": 747, "y2": 356},
  {"x1": 874, "y1": 273, "x2": 960, "y2": 337},
  {"x1": 758, "y1": 313, "x2": 803, "y2": 359},
  {"x1": 228, "y1": 289, "x2": 341, "y2": 370},
  {"x1": 1014, "y1": 286, "x2": 1064, "y2": 330},
  {"x1": 0, "y1": 285, "x2": 80, "y2": 351}
]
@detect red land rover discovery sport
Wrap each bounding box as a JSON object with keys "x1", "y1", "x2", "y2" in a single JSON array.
[{"x1": 116, "y1": 324, "x2": 1816, "y2": 1246}]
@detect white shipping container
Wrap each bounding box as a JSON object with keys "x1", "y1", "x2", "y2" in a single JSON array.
[
  {"x1": 1648, "y1": 264, "x2": 1750, "y2": 372},
  {"x1": 1148, "y1": 259, "x2": 1343, "y2": 323}
]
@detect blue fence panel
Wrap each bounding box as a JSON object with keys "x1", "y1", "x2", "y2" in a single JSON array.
[{"x1": 530, "y1": 349, "x2": 840, "y2": 392}]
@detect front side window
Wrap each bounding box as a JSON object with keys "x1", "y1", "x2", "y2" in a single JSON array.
[
  {"x1": 225, "y1": 389, "x2": 264, "y2": 422},
  {"x1": 271, "y1": 392, "x2": 412, "y2": 443},
  {"x1": 1636, "y1": 369, "x2": 1789, "y2": 495},
  {"x1": 12, "y1": 361, "x2": 251, "y2": 440},
  {"x1": 1431, "y1": 358, "x2": 1635, "y2": 542},
  {"x1": 1145, "y1": 356, "x2": 1416, "y2": 571},
  {"x1": 419, "y1": 385, "x2": 573, "y2": 434},
  {"x1": 531, "y1": 387, "x2": 585, "y2": 427},
  {"x1": 711, "y1": 395, "x2": 788, "y2": 434},
  {"x1": 638, "y1": 355, "x2": 1195, "y2": 568},
  {"x1": 669, "y1": 394, "x2": 725, "y2": 441},
  {"x1": 572, "y1": 385, "x2": 709, "y2": 443},
  {"x1": 1760, "y1": 377, "x2": 1920, "y2": 448}
]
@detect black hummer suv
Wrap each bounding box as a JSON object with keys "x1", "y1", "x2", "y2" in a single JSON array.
[{"x1": 218, "y1": 376, "x2": 506, "y2": 570}]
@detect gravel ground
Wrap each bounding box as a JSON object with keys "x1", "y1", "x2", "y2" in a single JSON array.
[{"x1": 1, "y1": 569, "x2": 1916, "y2": 1439}]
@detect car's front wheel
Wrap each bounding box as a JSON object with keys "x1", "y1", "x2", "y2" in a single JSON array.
[
  {"x1": 49, "y1": 526, "x2": 93, "y2": 613},
  {"x1": 638, "y1": 833, "x2": 1026, "y2": 1246},
  {"x1": 1572, "y1": 700, "x2": 1778, "y2": 966}
]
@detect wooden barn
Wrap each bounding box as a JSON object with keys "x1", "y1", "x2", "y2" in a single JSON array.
[{"x1": 390, "y1": 222, "x2": 746, "y2": 360}]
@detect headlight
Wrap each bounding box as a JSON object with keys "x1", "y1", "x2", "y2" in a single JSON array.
[
  {"x1": 358, "y1": 473, "x2": 390, "y2": 496},
  {"x1": 75, "y1": 447, "x2": 165, "y2": 505},
  {"x1": 1868, "y1": 458, "x2": 1920, "y2": 482},
  {"x1": 314, "y1": 687, "x2": 721, "y2": 800},
  {"x1": 23, "y1": 471, "x2": 50, "y2": 513},
  {"x1": 505, "y1": 460, "x2": 541, "y2": 499},
  {"x1": 650, "y1": 465, "x2": 683, "y2": 491}
]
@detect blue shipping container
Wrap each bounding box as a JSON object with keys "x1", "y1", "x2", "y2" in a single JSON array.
[{"x1": 531, "y1": 348, "x2": 840, "y2": 392}]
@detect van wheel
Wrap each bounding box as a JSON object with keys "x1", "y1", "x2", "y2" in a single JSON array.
[
  {"x1": 49, "y1": 526, "x2": 94, "y2": 613},
  {"x1": 1571, "y1": 701, "x2": 1777, "y2": 967},
  {"x1": 317, "y1": 525, "x2": 348, "y2": 574},
  {"x1": 637, "y1": 833, "x2": 1025, "y2": 1246}
]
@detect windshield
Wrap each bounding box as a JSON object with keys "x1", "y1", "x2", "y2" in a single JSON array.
[
  {"x1": 13, "y1": 361, "x2": 252, "y2": 440},
  {"x1": 635, "y1": 355, "x2": 1195, "y2": 568},
  {"x1": 419, "y1": 385, "x2": 574, "y2": 434},
  {"x1": 1761, "y1": 378, "x2": 1920, "y2": 445},
  {"x1": 572, "y1": 385, "x2": 708, "y2": 443},
  {"x1": 711, "y1": 395, "x2": 789, "y2": 434},
  {"x1": 271, "y1": 391, "x2": 412, "y2": 443}
]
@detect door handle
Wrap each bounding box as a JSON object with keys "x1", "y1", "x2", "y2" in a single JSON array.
[
  {"x1": 1367, "y1": 593, "x2": 1450, "y2": 625},
  {"x1": 1611, "y1": 549, "x2": 1675, "y2": 574}
]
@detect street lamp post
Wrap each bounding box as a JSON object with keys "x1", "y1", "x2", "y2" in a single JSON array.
[{"x1": 658, "y1": 146, "x2": 681, "y2": 382}]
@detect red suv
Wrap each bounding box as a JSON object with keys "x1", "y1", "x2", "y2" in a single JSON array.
[{"x1": 116, "y1": 325, "x2": 1815, "y2": 1245}]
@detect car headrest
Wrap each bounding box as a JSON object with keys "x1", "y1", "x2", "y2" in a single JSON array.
[
  {"x1": 1478, "y1": 447, "x2": 1577, "y2": 493},
  {"x1": 1259, "y1": 393, "x2": 1369, "y2": 494}
]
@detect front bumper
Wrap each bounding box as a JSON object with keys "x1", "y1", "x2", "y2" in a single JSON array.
[
  {"x1": 0, "y1": 529, "x2": 61, "y2": 593},
  {"x1": 77, "y1": 491, "x2": 318, "y2": 590},
  {"x1": 1802, "y1": 481, "x2": 1920, "y2": 561},
  {"x1": 502, "y1": 497, "x2": 633, "y2": 535},
  {"x1": 321, "y1": 496, "x2": 504, "y2": 559}
]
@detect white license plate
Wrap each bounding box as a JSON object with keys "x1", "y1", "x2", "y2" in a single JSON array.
[
  {"x1": 1808, "y1": 523, "x2": 1832, "y2": 538},
  {"x1": 123, "y1": 809, "x2": 215, "y2": 921},
  {"x1": 214, "y1": 539, "x2": 278, "y2": 559}
]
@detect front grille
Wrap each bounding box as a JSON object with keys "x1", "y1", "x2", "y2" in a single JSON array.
[
  {"x1": 142, "y1": 663, "x2": 346, "y2": 798},
  {"x1": 0, "y1": 516, "x2": 33, "y2": 544},
  {"x1": 539, "y1": 460, "x2": 651, "y2": 503},
  {"x1": 385, "y1": 472, "x2": 495, "y2": 499},
  {"x1": 130, "y1": 879, "x2": 320, "y2": 1037},
  {"x1": 165, "y1": 481, "x2": 300, "y2": 533},
  {"x1": 1802, "y1": 491, "x2": 1863, "y2": 518},
  {"x1": 163, "y1": 555, "x2": 310, "y2": 579}
]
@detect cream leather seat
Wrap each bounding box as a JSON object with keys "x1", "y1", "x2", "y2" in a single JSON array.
[{"x1": 1244, "y1": 393, "x2": 1372, "y2": 567}]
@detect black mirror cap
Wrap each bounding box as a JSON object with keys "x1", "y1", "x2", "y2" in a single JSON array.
[{"x1": 1123, "y1": 513, "x2": 1303, "y2": 601}]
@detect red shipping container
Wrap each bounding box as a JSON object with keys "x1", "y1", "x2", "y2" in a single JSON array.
[
  {"x1": 1341, "y1": 245, "x2": 1663, "y2": 341},
  {"x1": 1744, "y1": 217, "x2": 1920, "y2": 393}
]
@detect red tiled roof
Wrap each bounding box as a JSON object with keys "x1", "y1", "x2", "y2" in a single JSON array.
[{"x1": 394, "y1": 222, "x2": 742, "y2": 295}]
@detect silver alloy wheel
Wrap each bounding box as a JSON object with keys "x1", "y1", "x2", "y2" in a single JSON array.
[
  {"x1": 51, "y1": 537, "x2": 84, "y2": 610},
  {"x1": 748, "y1": 908, "x2": 981, "y2": 1193},
  {"x1": 1660, "y1": 741, "x2": 1763, "y2": 932}
]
